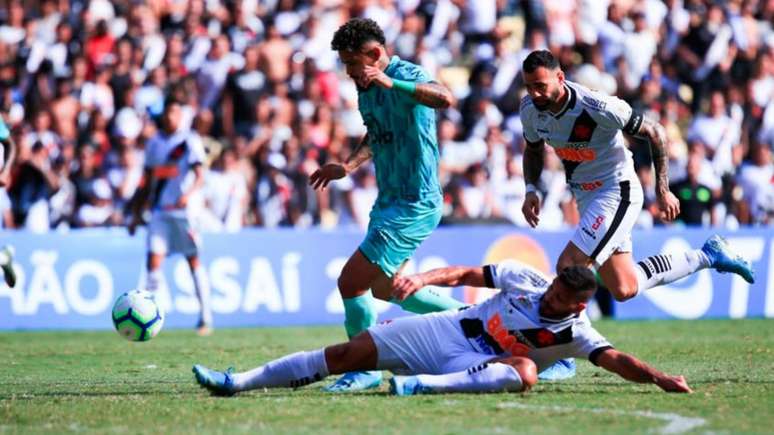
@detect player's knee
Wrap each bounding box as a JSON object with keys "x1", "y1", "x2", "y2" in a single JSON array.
[
  {"x1": 323, "y1": 342, "x2": 352, "y2": 374},
  {"x1": 610, "y1": 280, "x2": 639, "y2": 302},
  {"x1": 505, "y1": 358, "x2": 538, "y2": 391}
]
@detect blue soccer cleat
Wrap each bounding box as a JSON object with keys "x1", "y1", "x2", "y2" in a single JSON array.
[
  {"x1": 389, "y1": 375, "x2": 431, "y2": 396},
  {"x1": 538, "y1": 358, "x2": 576, "y2": 381},
  {"x1": 1, "y1": 245, "x2": 16, "y2": 288},
  {"x1": 192, "y1": 364, "x2": 236, "y2": 396},
  {"x1": 701, "y1": 235, "x2": 755, "y2": 284},
  {"x1": 322, "y1": 371, "x2": 382, "y2": 393}
]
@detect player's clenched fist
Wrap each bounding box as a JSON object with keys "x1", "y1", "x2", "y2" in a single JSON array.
[
  {"x1": 309, "y1": 163, "x2": 346, "y2": 190},
  {"x1": 656, "y1": 191, "x2": 681, "y2": 222},
  {"x1": 521, "y1": 192, "x2": 541, "y2": 228}
]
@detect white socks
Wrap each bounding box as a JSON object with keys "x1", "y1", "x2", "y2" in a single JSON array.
[
  {"x1": 415, "y1": 362, "x2": 524, "y2": 393},
  {"x1": 146, "y1": 268, "x2": 164, "y2": 292},
  {"x1": 232, "y1": 349, "x2": 329, "y2": 391},
  {"x1": 192, "y1": 265, "x2": 213, "y2": 326},
  {"x1": 635, "y1": 249, "x2": 711, "y2": 293}
]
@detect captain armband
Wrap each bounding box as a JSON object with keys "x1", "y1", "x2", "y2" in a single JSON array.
[{"x1": 623, "y1": 111, "x2": 644, "y2": 135}]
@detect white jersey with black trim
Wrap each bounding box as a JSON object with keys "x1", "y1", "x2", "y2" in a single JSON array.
[
  {"x1": 454, "y1": 260, "x2": 613, "y2": 370},
  {"x1": 520, "y1": 80, "x2": 642, "y2": 195},
  {"x1": 144, "y1": 130, "x2": 206, "y2": 217}
]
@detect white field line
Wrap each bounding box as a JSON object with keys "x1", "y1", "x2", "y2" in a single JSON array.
[{"x1": 497, "y1": 402, "x2": 707, "y2": 434}]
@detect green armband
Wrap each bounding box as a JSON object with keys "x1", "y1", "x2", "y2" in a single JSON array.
[{"x1": 391, "y1": 79, "x2": 416, "y2": 95}]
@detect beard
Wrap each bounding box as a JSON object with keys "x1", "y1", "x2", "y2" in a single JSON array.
[{"x1": 532, "y1": 86, "x2": 562, "y2": 111}]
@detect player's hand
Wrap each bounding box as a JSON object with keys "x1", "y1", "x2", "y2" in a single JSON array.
[
  {"x1": 361, "y1": 64, "x2": 393, "y2": 89},
  {"x1": 656, "y1": 191, "x2": 680, "y2": 221},
  {"x1": 176, "y1": 194, "x2": 189, "y2": 208},
  {"x1": 392, "y1": 275, "x2": 425, "y2": 301},
  {"x1": 522, "y1": 192, "x2": 541, "y2": 228},
  {"x1": 656, "y1": 374, "x2": 692, "y2": 393},
  {"x1": 309, "y1": 163, "x2": 346, "y2": 190}
]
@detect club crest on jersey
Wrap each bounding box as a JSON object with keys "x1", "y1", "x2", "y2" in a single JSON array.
[
  {"x1": 513, "y1": 294, "x2": 533, "y2": 309},
  {"x1": 573, "y1": 124, "x2": 593, "y2": 141}
]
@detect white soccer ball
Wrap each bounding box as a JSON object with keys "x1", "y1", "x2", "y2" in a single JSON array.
[{"x1": 111, "y1": 290, "x2": 164, "y2": 342}]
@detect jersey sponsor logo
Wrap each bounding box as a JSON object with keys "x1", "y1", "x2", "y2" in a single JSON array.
[
  {"x1": 362, "y1": 114, "x2": 394, "y2": 145},
  {"x1": 153, "y1": 165, "x2": 180, "y2": 179},
  {"x1": 554, "y1": 147, "x2": 596, "y2": 162},
  {"x1": 486, "y1": 313, "x2": 531, "y2": 357},
  {"x1": 569, "y1": 180, "x2": 603, "y2": 191}
]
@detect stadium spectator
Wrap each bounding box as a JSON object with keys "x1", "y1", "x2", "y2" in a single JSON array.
[{"x1": 0, "y1": 0, "x2": 769, "y2": 233}]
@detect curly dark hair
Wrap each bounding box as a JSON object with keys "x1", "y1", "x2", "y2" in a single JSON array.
[
  {"x1": 557, "y1": 266, "x2": 597, "y2": 294},
  {"x1": 331, "y1": 18, "x2": 386, "y2": 52}
]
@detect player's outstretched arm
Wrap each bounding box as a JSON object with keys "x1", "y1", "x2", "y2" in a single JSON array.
[
  {"x1": 392, "y1": 266, "x2": 484, "y2": 301},
  {"x1": 309, "y1": 135, "x2": 372, "y2": 190},
  {"x1": 521, "y1": 139, "x2": 545, "y2": 228},
  {"x1": 596, "y1": 348, "x2": 692, "y2": 393},
  {"x1": 627, "y1": 116, "x2": 680, "y2": 221}
]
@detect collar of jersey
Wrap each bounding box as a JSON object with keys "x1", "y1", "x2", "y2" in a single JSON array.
[
  {"x1": 549, "y1": 83, "x2": 576, "y2": 119},
  {"x1": 384, "y1": 55, "x2": 401, "y2": 76}
]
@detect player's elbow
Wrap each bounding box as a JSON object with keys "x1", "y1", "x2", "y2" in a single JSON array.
[{"x1": 439, "y1": 93, "x2": 454, "y2": 109}]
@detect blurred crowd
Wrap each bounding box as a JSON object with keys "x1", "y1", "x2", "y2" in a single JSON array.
[{"x1": 0, "y1": 0, "x2": 772, "y2": 234}]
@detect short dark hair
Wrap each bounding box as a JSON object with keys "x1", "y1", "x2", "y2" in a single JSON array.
[
  {"x1": 522, "y1": 50, "x2": 559, "y2": 74},
  {"x1": 331, "y1": 18, "x2": 386, "y2": 52},
  {"x1": 557, "y1": 266, "x2": 597, "y2": 294}
]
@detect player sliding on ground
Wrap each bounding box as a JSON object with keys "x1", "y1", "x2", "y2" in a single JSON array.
[
  {"x1": 193, "y1": 261, "x2": 705, "y2": 396},
  {"x1": 308, "y1": 18, "x2": 572, "y2": 390},
  {"x1": 519, "y1": 50, "x2": 755, "y2": 301}
]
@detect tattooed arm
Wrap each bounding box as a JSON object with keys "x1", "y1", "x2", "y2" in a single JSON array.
[
  {"x1": 410, "y1": 82, "x2": 455, "y2": 109},
  {"x1": 309, "y1": 135, "x2": 372, "y2": 190},
  {"x1": 625, "y1": 115, "x2": 680, "y2": 221},
  {"x1": 343, "y1": 134, "x2": 373, "y2": 173}
]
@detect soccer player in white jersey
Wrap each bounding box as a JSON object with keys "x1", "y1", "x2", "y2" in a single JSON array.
[
  {"x1": 519, "y1": 50, "x2": 754, "y2": 302},
  {"x1": 0, "y1": 115, "x2": 16, "y2": 288},
  {"x1": 129, "y1": 98, "x2": 213, "y2": 336},
  {"x1": 192, "y1": 261, "x2": 691, "y2": 395}
]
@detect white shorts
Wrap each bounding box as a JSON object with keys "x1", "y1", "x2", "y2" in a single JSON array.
[
  {"x1": 571, "y1": 180, "x2": 644, "y2": 267},
  {"x1": 147, "y1": 213, "x2": 201, "y2": 257},
  {"x1": 368, "y1": 311, "x2": 494, "y2": 375}
]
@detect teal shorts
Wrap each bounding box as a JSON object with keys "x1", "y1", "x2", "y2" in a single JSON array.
[{"x1": 359, "y1": 195, "x2": 442, "y2": 277}]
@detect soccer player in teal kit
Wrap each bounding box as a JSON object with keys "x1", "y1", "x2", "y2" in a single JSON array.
[{"x1": 308, "y1": 18, "x2": 466, "y2": 392}]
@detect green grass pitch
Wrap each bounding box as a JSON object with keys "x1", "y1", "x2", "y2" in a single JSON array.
[{"x1": 1, "y1": 319, "x2": 772, "y2": 434}]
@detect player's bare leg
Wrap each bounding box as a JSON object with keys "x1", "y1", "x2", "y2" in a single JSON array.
[
  {"x1": 324, "y1": 249, "x2": 387, "y2": 392},
  {"x1": 559, "y1": 237, "x2": 755, "y2": 303},
  {"x1": 597, "y1": 252, "x2": 639, "y2": 301},
  {"x1": 187, "y1": 255, "x2": 213, "y2": 336}
]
